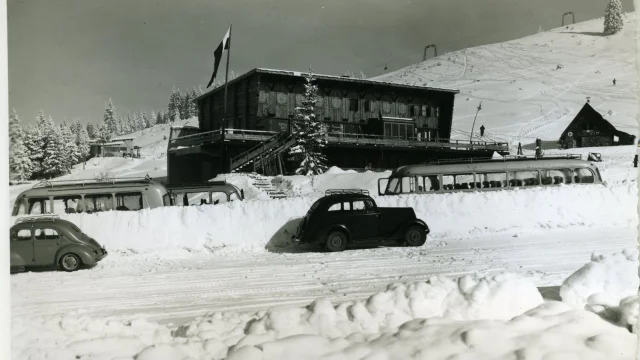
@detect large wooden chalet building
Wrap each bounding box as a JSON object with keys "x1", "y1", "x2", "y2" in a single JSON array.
[{"x1": 167, "y1": 68, "x2": 509, "y2": 184}]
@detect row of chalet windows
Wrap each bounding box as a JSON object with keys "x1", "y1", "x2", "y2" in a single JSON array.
[
  {"x1": 260, "y1": 92, "x2": 439, "y2": 118},
  {"x1": 348, "y1": 99, "x2": 439, "y2": 117}
]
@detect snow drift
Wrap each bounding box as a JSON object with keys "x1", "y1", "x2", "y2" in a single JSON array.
[
  {"x1": 14, "y1": 182, "x2": 636, "y2": 254},
  {"x1": 12, "y1": 269, "x2": 636, "y2": 360}
]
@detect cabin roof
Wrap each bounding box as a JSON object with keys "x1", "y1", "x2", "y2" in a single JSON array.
[{"x1": 194, "y1": 68, "x2": 460, "y2": 101}]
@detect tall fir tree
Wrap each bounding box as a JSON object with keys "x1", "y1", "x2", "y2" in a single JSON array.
[
  {"x1": 156, "y1": 110, "x2": 165, "y2": 125},
  {"x1": 9, "y1": 109, "x2": 33, "y2": 180},
  {"x1": 188, "y1": 87, "x2": 199, "y2": 118},
  {"x1": 149, "y1": 110, "x2": 157, "y2": 128},
  {"x1": 74, "y1": 120, "x2": 91, "y2": 161},
  {"x1": 97, "y1": 122, "x2": 111, "y2": 143},
  {"x1": 42, "y1": 125, "x2": 68, "y2": 178},
  {"x1": 288, "y1": 71, "x2": 328, "y2": 176},
  {"x1": 167, "y1": 88, "x2": 181, "y2": 122},
  {"x1": 604, "y1": 0, "x2": 624, "y2": 35},
  {"x1": 24, "y1": 125, "x2": 45, "y2": 178},
  {"x1": 103, "y1": 99, "x2": 118, "y2": 137},
  {"x1": 86, "y1": 123, "x2": 96, "y2": 139},
  {"x1": 60, "y1": 124, "x2": 79, "y2": 171}
]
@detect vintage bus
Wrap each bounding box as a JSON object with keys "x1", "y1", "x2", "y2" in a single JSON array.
[
  {"x1": 378, "y1": 155, "x2": 603, "y2": 195},
  {"x1": 166, "y1": 181, "x2": 244, "y2": 206},
  {"x1": 12, "y1": 177, "x2": 171, "y2": 215}
]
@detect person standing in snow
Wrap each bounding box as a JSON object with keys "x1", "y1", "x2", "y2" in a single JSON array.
[
  {"x1": 480, "y1": 125, "x2": 485, "y2": 137},
  {"x1": 613, "y1": 78, "x2": 617, "y2": 86},
  {"x1": 517, "y1": 142, "x2": 523, "y2": 156},
  {"x1": 634, "y1": 154, "x2": 638, "y2": 168}
]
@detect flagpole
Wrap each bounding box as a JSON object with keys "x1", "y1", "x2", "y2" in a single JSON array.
[{"x1": 222, "y1": 24, "x2": 232, "y2": 138}]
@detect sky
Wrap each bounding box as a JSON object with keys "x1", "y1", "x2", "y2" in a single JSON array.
[{"x1": 7, "y1": 0, "x2": 636, "y2": 126}]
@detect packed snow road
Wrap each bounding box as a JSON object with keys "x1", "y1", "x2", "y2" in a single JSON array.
[{"x1": 11, "y1": 226, "x2": 636, "y2": 324}]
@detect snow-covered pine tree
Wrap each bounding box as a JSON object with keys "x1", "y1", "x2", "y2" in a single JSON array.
[
  {"x1": 167, "y1": 88, "x2": 181, "y2": 122},
  {"x1": 103, "y1": 99, "x2": 118, "y2": 136},
  {"x1": 134, "y1": 112, "x2": 145, "y2": 131},
  {"x1": 156, "y1": 110, "x2": 164, "y2": 125},
  {"x1": 116, "y1": 117, "x2": 124, "y2": 135},
  {"x1": 189, "y1": 87, "x2": 199, "y2": 117},
  {"x1": 149, "y1": 110, "x2": 157, "y2": 128},
  {"x1": 9, "y1": 109, "x2": 33, "y2": 180},
  {"x1": 288, "y1": 71, "x2": 328, "y2": 176},
  {"x1": 86, "y1": 123, "x2": 96, "y2": 139},
  {"x1": 180, "y1": 91, "x2": 191, "y2": 120},
  {"x1": 60, "y1": 123, "x2": 79, "y2": 171},
  {"x1": 97, "y1": 122, "x2": 111, "y2": 143},
  {"x1": 42, "y1": 125, "x2": 68, "y2": 178},
  {"x1": 74, "y1": 120, "x2": 91, "y2": 162},
  {"x1": 604, "y1": 0, "x2": 624, "y2": 35},
  {"x1": 24, "y1": 125, "x2": 45, "y2": 178}
]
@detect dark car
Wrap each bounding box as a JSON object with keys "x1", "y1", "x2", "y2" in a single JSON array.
[
  {"x1": 293, "y1": 189, "x2": 430, "y2": 252},
  {"x1": 10, "y1": 215, "x2": 108, "y2": 273}
]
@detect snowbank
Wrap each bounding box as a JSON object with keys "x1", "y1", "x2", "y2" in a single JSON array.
[
  {"x1": 560, "y1": 248, "x2": 639, "y2": 309},
  {"x1": 16, "y1": 182, "x2": 635, "y2": 254},
  {"x1": 12, "y1": 271, "x2": 636, "y2": 360}
]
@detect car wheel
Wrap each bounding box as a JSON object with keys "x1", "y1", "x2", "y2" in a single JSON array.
[
  {"x1": 325, "y1": 231, "x2": 348, "y2": 252},
  {"x1": 60, "y1": 253, "x2": 82, "y2": 272},
  {"x1": 405, "y1": 225, "x2": 426, "y2": 247}
]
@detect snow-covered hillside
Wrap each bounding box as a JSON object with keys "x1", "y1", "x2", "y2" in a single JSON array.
[{"x1": 374, "y1": 13, "x2": 638, "y2": 148}]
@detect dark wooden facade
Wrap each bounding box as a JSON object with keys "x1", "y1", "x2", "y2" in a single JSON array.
[
  {"x1": 197, "y1": 68, "x2": 457, "y2": 140},
  {"x1": 167, "y1": 69, "x2": 509, "y2": 184},
  {"x1": 559, "y1": 103, "x2": 636, "y2": 149}
]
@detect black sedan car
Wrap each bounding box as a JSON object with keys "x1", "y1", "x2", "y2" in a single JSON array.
[{"x1": 293, "y1": 189, "x2": 430, "y2": 252}]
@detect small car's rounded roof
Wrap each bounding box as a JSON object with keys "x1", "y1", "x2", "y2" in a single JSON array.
[{"x1": 12, "y1": 217, "x2": 79, "y2": 230}]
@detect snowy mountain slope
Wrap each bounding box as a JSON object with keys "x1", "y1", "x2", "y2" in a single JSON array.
[{"x1": 374, "y1": 13, "x2": 638, "y2": 146}]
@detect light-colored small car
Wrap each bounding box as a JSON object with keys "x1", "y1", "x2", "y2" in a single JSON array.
[{"x1": 10, "y1": 215, "x2": 107, "y2": 272}]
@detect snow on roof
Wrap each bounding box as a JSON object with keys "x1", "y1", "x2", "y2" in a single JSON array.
[
  {"x1": 194, "y1": 68, "x2": 460, "y2": 101},
  {"x1": 111, "y1": 135, "x2": 137, "y2": 141}
]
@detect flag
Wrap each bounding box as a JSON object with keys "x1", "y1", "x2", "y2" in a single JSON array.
[{"x1": 207, "y1": 27, "x2": 231, "y2": 88}]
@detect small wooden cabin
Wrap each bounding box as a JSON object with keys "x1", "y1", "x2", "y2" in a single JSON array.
[{"x1": 559, "y1": 102, "x2": 636, "y2": 148}]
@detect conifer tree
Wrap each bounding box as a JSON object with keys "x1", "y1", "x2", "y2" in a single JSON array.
[
  {"x1": 288, "y1": 71, "x2": 328, "y2": 175},
  {"x1": 24, "y1": 125, "x2": 45, "y2": 178},
  {"x1": 167, "y1": 88, "x2": 181, "y2": 122},
  {"x1": 149, "y1": 110, "x2": 157, "y2": 128},
  {"x1": 86, "y1": 123, "x2": 96, "y2": 139},
  {"x1": 103, "y1": 99, "x2": 118, "y2": 136},
  {"x1": 9, "y1": 109, "x2": 33, "y2": 180},
  {"x1": 73, "y1": 119, "x2": 91, "y2": 162},
  {"x1": 42, "y1": 125, "x2": 67, "y2": 178},
  {"x1": 156, "y1": 110, "x2": 164, "y2": 125},
  {"x1": 189, "y1": 87, "x2": 199, "y2": 118},
  {"x1": 180, "y1": 91, "x2": 192, "y2": 120},
  {"x1": 604, "y1": 0, "x2": 624, "y2": 35}
]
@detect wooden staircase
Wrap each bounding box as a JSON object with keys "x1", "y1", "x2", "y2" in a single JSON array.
[{"x1": 230, "y1": 133, "x2": 296, "y2": 176}]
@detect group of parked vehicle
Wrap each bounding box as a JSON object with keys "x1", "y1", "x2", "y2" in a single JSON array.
[{"x1": 10, "y1": 154, "x2": 604, "y2": 271}]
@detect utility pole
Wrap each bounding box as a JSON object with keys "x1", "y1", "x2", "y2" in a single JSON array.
[{"x1": 469, "y1": 102, "x2": 483, "y2": 145}]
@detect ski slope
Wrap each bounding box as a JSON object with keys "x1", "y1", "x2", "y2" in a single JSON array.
[{"x1": 374, "y1": 13, "x2": 638, "y2": 149}]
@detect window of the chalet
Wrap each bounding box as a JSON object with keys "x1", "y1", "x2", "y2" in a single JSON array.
[
  {"x1": 421, "y1": 105, "x2": 428, "y2": 116},
  {"x1": 382, "y1": 101, "x2": 392, "y2": 114},
  {"x1": 331, "y1": 98, "x2": 342, "y2": 109},
  {"x1": 349, "y1": 98, "x2": 359, "y2": 112},
  {"x1": 398, "y1": 104, "x2": 407, "y2": 116},
  {"x1": 363, "y1": 100, "x2": 371, "y2": 112}
]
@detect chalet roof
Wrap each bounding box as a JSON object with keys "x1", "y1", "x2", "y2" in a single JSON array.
[
  {"x1": 194, "y1": 68, "x2": 460, "y2": 101},
  {"x1": 558, "y1": 102, "x2": 632, "y2": 140}
]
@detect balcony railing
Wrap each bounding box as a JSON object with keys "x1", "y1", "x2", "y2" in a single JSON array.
[
  {"x1": 325, "y1": 132, "x2": 509, "y2": 151},
  {"x1": 169, "y1": 129, "x2": 279, "y2": 147},
  {"x1": 170, "y1": 128, "x2": 509, "y2": 153}
]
